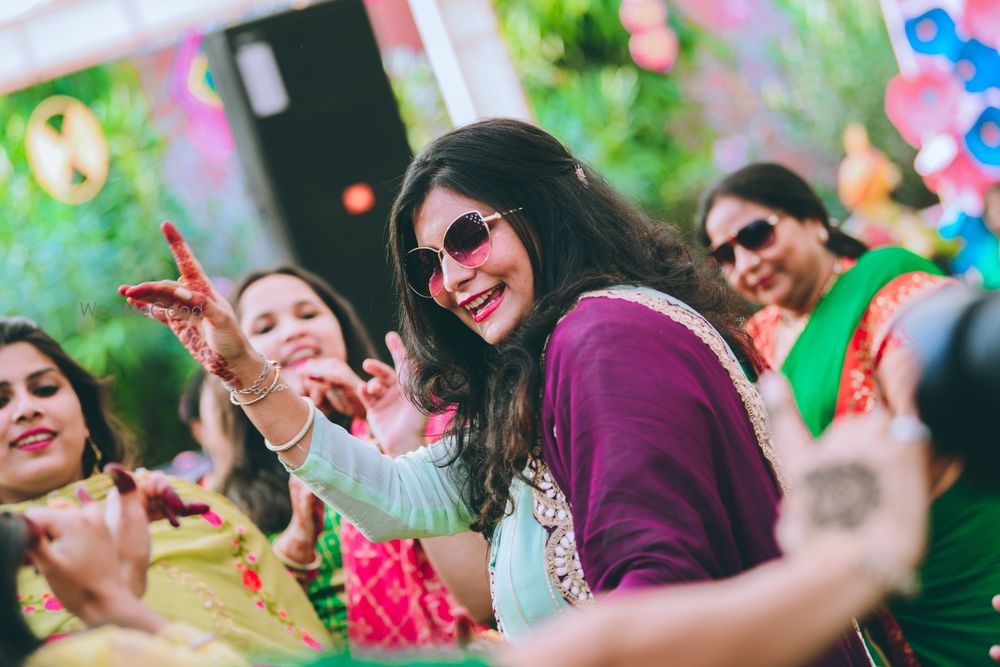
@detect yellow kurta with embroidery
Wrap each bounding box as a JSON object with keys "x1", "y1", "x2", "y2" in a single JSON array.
[
  {"x1": 7, "y1": 474, "x2": 332, "y2": 659},
  {"x1": 25, "y1": 622, "x2": 247, "y2": 667}
]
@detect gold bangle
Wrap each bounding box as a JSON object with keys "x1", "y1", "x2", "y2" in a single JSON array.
[{"x1": 274, "y1": 546, "x2": 323, "y2": 572}]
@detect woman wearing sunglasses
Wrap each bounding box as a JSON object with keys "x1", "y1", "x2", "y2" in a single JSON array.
[
  {"x1": 697, "y1": 162, "x2": 966, "y2": 664},
  {"x1": 120, "y1": 119, "x2": 868, "y2": 664},
  {"x1": 697, "y1": 162, "x2": 949, "y2": 434}
]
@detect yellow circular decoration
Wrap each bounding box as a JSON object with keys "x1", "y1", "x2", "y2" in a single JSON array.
[{"x1": 26, "y1": 95, "x2": 109, "y2": 205}]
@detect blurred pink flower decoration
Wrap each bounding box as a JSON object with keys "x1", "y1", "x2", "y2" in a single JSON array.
[
  {"x1": 884, "y1": 69, "x2": 962, "y2": 147},
  {"x1": 921, "y1": 149, "x2": 996, "y2": 206},
  {"x1": 672, "y1": 0, "x2": 756, "y2": 33},
  {"x1": 619, "y1": 0, "x2": 678, "y2": 74},
  {"x1": 960, "y1": 0, "x2": 1000, "y2": 50},
  {"x1": 619, "y1": 0, "x2": 668, "y2": 34},
  {"x1": 629, "y1": 26, "x2": 680, "y2": 73}
]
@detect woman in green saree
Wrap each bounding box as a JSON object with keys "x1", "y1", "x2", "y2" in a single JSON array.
[
  {"x1": 0, "y1": 316, "x2": 330, "y2": 659},
  {"x1": 699, "y1": 163, "x2": 999, "y2": 666}
]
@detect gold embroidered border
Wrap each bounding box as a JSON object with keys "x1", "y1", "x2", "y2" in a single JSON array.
[
  {"x1": 845, "y1": 274, "x2": 952, "y2": 415},
  {"x1": 575, "y1": 289, "x2": 786, "y2": 492},
  {"x1": 528, "y1": 458, "x2": 595, "y2": 609},
  {"x1": 561, "y1": 289, "x2": 873, "y2": 665}
]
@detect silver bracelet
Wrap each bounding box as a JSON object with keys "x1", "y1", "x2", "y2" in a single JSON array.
[
  {"x1": 223, "y1": 353, "x2": 269, "y2": 393},
  {"x1": 230, "y1": 364, "x2": 287, "y2": 406},
  {"x1": 264, "y1": 397, "x2": 316, "y2": 452}
]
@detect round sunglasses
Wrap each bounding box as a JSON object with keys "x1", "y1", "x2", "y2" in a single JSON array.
[
  {"x1": 404, "y1": 208, "x2": 524, "y2": 298},
  {"x1": 709, "y1": 214, "x2": 780, "y2": 268}
]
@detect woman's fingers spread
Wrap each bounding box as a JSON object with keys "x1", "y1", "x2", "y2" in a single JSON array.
[
  {"x1": 161, "y1": 221, "x2": 213, "y2": 294},
  {"x1": 123, "y1": 296, "x2": 170, "y2": 324},
  {"x1": 123, "y1": 281, "x2": 205, "y2": 309}
]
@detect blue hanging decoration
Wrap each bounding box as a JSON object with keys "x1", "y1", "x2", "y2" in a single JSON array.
[
  {"x1": 964, "y1": 106, "x2": 1000, "y2": 168},
  {"x1": 954, "y1": 39, "x2": 1000, "y2": 93},
  {"x1": 905, "y1": 8, "x2": 963, "y2": 61}
]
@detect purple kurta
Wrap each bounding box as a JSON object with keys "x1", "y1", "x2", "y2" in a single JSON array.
[{"x1": 540, "y1": 294, "x2": 871, "y2": 666}]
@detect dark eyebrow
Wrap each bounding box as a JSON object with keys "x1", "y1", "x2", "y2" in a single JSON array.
[{"x1": 0, "y1": 367, "x2": 58, "y2": 388}]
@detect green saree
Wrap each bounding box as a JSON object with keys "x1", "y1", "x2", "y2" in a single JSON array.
[{"x1": 781, "y1": 247, "x2": 943, "y2": 436}]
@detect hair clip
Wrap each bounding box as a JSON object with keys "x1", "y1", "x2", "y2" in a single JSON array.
[{"x1": 575, "y1": 164, "x2": 589, "y2": 187}]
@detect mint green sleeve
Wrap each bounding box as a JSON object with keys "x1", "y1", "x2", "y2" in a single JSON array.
[{"x1": 282, "y1": 406, "x2": 476, "y2": 540}]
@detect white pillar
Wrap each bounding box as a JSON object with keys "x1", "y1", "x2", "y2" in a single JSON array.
[{"x1": 407, "y1": 0, "x2": 533, "y2": 127}]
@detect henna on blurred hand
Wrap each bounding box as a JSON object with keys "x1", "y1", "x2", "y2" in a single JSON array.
[{"x1": 805, "y1": 463, "x2": 881, "y2": 529}]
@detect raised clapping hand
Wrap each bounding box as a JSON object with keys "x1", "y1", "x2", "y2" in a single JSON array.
[
  {"x1": 297, "y1": 357, "x2": 367, "y2": 419},
  {"x1": 357, "y1": 332, "x2": 429, "y2": 457},
  {"x1": 759, "y1": 372, "x2": 929, "y2": 594},
  {"x1": 118, "y1": 221, "x2": 257, "y2": 387}
]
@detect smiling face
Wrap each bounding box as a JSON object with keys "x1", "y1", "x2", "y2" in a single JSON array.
[
  {"x1": 413, "y1": 187, "x2": 536, "y2": 345},
  {"x1": 0, "y1": 342, "x2": 88, "y2": 504},
  {"x1": 237, "y1": 274, "x2": 348, "y2": 389},
  {"x1": 705, "y1": 195, "x2": 833, "y2": 311}
]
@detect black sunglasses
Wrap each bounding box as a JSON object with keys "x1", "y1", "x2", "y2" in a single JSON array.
[
  {"x1": 709, "y1": 215, "x2": 780, "y2": 268},
  {"x1": 404, "y1": 208, "x2": 523, "y2": 298}
]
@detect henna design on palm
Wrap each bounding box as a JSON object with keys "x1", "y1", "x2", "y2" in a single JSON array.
[{"x1": 119, "y1": 222, "x2": 249, "y2": 386}]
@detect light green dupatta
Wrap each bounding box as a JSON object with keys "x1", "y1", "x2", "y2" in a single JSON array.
[{"x1": 781, "y1": 247, "x2": 943, "y2": 436}]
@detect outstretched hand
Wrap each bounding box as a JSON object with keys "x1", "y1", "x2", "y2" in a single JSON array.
[
  {"x1": 119, "y1": 222, "x2": 257, "y2": 387},
  {"x1": 358, "y1": 332, "x2": 429, "y2": 457},
  {"x1": 760, "y1": 373, "x2": 929, "y2": 593}
]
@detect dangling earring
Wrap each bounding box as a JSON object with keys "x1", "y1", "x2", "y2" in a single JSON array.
[{"x1": 87, "y1": 436, "x2": 103, "y2": 472}]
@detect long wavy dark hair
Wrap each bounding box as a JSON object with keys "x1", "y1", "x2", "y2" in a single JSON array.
[
  {"x1": 695, "y1": 162, "x2": 868, "y2": 259},
  {"x1": 0, "y1": 317, "x2": 131, "y2": 478},
  {"x1": 388, "y1": 118, "x2": 756, "y2": 534}
]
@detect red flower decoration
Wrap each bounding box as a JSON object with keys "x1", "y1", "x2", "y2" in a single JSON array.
[
  {"x1": 242, "y1": 569, "x2": 262, "y2": 592},
  {"x1": 43, "y1": 598, "x2": 63, "y2": 611}
]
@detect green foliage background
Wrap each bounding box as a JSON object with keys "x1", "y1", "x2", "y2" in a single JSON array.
[
  {"x1": 493, "y1": 0, "x2": 932, "y2": 231},
  {"x1": 0, "y1": 0, "x2": 928, "y2": 466},
  {"x1": 1, "y1": 65, "x2": 216, "y2": 466}
]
